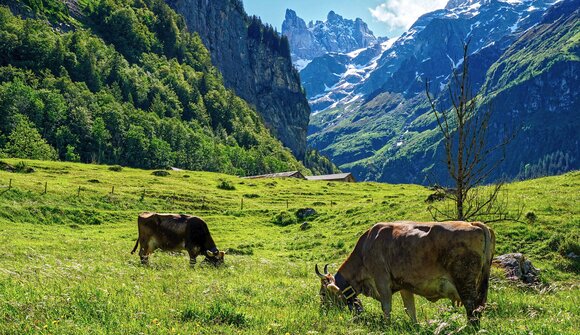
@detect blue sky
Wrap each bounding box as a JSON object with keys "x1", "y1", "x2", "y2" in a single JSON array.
[{"x1": 243, "y1": 0, "x2": 448, "y2": 38}]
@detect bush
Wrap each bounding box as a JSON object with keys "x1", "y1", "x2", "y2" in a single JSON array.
[
  {"x1": 217, "y1": 180, "x2": 236, "y2": 190},
  {"x1": 108, "y1": 165, "x2": 123, "y2": 172},
  {"x1": 14, "y1": 161, "x2": 34, "y2": 173},
  {"x1": 272, "y1": 211, "x2": 296, "y2": 226},
  {"x1": 151, "y1": 170, "x2": 170, "y2": 177},
  {"x1": 526, "y1": 211, "x2": 538, "y2": 223}
]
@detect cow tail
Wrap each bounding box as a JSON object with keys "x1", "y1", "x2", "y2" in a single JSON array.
[
  {"x1": 131, "y1": 238, "x2": 139, "y2": 254},
  {"x1": 474, "y1": 222, "x2": 495, "y2": 306}
]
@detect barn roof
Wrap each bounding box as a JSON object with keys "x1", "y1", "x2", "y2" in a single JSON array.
[
  {"x1": 244, "y1": 171, "x2": 305, "y2": 179},
  {"x1": 305, "y1": 173, "x2": 354, "y2": 181}
]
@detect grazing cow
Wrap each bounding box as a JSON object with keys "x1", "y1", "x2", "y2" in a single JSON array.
[
  {"x1": 131, "y1": 212, "x2": 225, "y2": 266},
  {"x1": 315, "y1": 221, "x2": 495, "y2": 326}
]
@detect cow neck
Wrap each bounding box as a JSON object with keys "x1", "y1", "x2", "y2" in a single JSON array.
[
  {"x1": 336, "y1": 251, "x2": 364, "y2": 294},
  {"x1": 334, "y1": 271, "x2": 357, "y2": 299}
]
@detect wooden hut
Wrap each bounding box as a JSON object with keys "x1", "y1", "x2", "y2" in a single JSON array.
[
  {"x1": 305, "y1": 173, "x2": 356, "y2": 182},
  {"x1": 244, "y1": 171, "x2": 306, "y2": 180}
]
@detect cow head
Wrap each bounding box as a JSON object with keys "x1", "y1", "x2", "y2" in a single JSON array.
[
  {"x1": 203, "y1": 248, "x2": 225, "y2": 266},
  {"x1": 315, "y1": 264, "x2": 363, "y2": 313}
]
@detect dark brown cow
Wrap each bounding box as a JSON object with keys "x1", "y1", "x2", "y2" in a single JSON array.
[
  {"x1": 131, "y1": 212, "x2": 225, "y2": 266},
  {"x1": 316, "y1": 221, "x2": 495, "y2": 326}
]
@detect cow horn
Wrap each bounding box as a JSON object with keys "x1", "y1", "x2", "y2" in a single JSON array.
[
  {"x1": 324, "y1": 264, "x2": 329, "y2": 275},
  {"x1": 315, "y1": 264, "x2": 325, "y2": 278}
]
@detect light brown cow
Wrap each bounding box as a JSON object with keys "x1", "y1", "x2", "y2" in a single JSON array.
[
  {"x1": 131, "y1": 212, "x2": 225, "y2": 266},
  {"x1": 316, "y1": 221, "x2": 495, "y2": 326}
]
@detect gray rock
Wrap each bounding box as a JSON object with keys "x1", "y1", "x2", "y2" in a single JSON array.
[
  {"x1": 494, "y1": 253, "x2": 541, "y2": 284},
  {"x1": 296, "y1": 208, "x2": 317, "y2": 219}
]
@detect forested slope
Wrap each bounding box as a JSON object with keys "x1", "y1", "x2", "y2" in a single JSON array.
[{"x1": 0, "y1": 0, "x2": 306, "y2": 176}]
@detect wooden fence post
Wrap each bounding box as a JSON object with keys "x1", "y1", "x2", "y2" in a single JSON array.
[
  {"x1": 241, "y1": 198, "x2": 244, "y2": 210},
  {"x1": 8, "y1": 179, "x2": 11, "y2": 190},
  {"x1": 286, "y1": 199, "x2": 289, "y2": 209},
  {"x1": 111, "y1": 186, "x2": 115, "y2": 195},
  {"x1": 78, "y1": 186, "x2": 81, "y2": 197},
  {"x1": 43, "y1": 182, "x2": 47, "y2": 195}
]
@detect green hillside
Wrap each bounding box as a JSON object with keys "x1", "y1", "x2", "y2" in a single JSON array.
[
  {"x1": 0, "y1": 159, "x2": 578, "y2": 334},
  {"x1": 0, "y1": 0, "x2": 306, "y2": 176}
]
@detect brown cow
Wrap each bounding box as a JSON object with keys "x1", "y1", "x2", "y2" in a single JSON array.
[
  {"x1": 316, "y1": 221, "x2": 495, "y2": 327},
  {"x1": 131, "y1": 212, "x2": 225, "y2": 266}
]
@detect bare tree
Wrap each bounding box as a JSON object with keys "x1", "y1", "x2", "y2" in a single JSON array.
[{"x1": 425, "y1": 43, "x2": 517, "y2": 222}]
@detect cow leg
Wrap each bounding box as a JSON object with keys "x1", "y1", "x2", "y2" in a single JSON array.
[
  {"x1": 376, "y1": 281, "x2": 393, "y2": 322},
  {"x1": 400, "y1": 290, "x2": 417, "y2": 323},
  {"x1": 187, "y1": 249, "x2": 197, "y2": 268},
  {"x1": 460, "y1": 294, "x2": 479, "y2": 328},
  {"x1": 447, "y1": 248, "x2": 484, "y2": 327},
  {"x1": 139, "y1": 240, "x2": 150, "y2": 265},
  {"x1": 139, "y1": 237, "x2": 156, "y2": 265}
]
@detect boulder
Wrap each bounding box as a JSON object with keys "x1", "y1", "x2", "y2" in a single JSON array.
[
  {"x1": 296, "y1": 208, "x2": 317, "y2": 219},
  {"x1": 493, "y1": 253, "x2": 540, "y2": 284}
]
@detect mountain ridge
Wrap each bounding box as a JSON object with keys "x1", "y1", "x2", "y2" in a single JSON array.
[
  {"x1": 282, "y1": 8, "x2": 379, "y2": 68},
  {"x1": 296, "y1": 0, "x2": 579, "y2": 183}
]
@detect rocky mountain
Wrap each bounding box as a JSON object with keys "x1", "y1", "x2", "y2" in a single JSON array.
[
  {"x1": 304, "y1": 0, "x2": 579, "y2": 183},
  {"x1": 166, "y1": 0, "x2": 310, "y2": 159},
  {"x1": 282, "y1": 9, "x2": 378, "y2": 68}
]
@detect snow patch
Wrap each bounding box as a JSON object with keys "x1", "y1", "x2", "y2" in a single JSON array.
[{"x1": 294, "y1": 59, "x2": 312, "y2": 72}]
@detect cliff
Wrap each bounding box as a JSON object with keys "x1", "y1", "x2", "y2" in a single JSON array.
[{"x1": 165, "y1": 0, "x2": 310, "y2": 159}]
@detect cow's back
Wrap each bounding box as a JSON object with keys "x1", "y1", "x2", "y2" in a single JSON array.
[{"x1": 137, "y1": 213, "x2": 192, "y2": 250}]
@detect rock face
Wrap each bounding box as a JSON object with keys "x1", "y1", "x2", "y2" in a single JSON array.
[
  {"x1": 282, "y1": 9, "x2": 378, "y2": 65},
  {"x1": 165, "y1": 0, "x2": 310, "y2": 159}
]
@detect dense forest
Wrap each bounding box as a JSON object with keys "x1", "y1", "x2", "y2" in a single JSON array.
[{"x1": 0, "y1": 0, "x2": 327, "y2": 176}]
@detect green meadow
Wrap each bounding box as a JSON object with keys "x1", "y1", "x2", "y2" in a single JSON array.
[{"x1": 0, "y1": 159, "x2": 578, "y2": 334}]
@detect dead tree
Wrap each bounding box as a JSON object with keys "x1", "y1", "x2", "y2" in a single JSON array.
[{"x1": 425, "y1": 43, "x2": 517, "y2": 222}]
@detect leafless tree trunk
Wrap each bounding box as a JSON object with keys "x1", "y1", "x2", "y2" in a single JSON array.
[{"x1": 425, "y1": 43, "x2": 517, "y2": 222}]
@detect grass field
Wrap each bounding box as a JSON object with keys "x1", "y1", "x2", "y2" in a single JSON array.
[{"x1": 0, "y1": 159, "x2": 578, "y2": 334}]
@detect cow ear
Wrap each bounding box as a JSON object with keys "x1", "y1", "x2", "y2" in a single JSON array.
[
  {"x1": 218, "y1": 251, "x2": 225, "y2": 258},
  {"x1": 327, "y1": 283, "x2": 340, "y2": 293}
]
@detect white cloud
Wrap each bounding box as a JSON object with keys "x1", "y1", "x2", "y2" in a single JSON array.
[{"x1": 369, "y1": 0, "x2": 448, "y2": 30}]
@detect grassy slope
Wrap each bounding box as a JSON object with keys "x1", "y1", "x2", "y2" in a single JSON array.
[{"x1": 0, "y1": 159, "x2": 578, "y2": 334}]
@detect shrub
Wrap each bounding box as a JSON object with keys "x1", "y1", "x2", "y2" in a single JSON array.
[
  {"x1": 151, "y1": 170, "x2": 170, "y2": 177},
  {"x1": 108, "y1": 165, "x2": 123, "y2": 172},
  {"x1": 526, "y1": 211, "x2": 538, "y2": 223},
  {"x1": 217, "y1": 180, "x2": 235, "y2": 190},
  {"x1": 243, "y1": 193, "x2": 260, "y2": 198},
  {"x1": 14, "y1": 161, "x2": 34, "y2": 173},
  {"x1": 272, "y1": 211, "x2": 296, "y2": 226}
]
